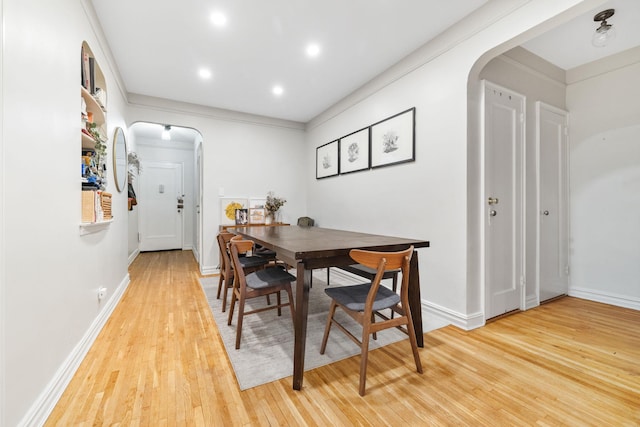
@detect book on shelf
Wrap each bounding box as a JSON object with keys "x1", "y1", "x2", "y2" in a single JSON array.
[
  {"x1": 88, "y1": 57, "x2": 96, "y2": 94},
  {"x1": 81, "y1": 46, "x2": 91, "y2": 90}
]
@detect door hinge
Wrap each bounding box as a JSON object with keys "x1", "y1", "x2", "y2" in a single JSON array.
[
  {"x1": 565, "y1": 265, "x2": 570, "y2": 275},
  {"x1": 138, "y1": 232, "x2": 141, "y2": 243},
  {"x1": 520, "y1": 113, "x2": 524, "y2": 123},
  {"x1": 520, "y1": 276, "x2": 525, "y2": 288}
]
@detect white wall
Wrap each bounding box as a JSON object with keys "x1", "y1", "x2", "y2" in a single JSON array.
[
  {"x1": 566, "y1": 47, "x2": 640, "y2": 309},
  {"x1": 125, "y1": 97, "x2": 308, "y2": 274},
  {"x1": 2, "y1": 0, "x2": 131, "y2": 424},
  {"x1": 306, "y1": 0, "x2": 593, "y2": 328}
]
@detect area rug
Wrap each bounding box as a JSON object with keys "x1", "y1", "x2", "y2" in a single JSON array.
[{"x1": 199, "y1": 271, "x2": 409, "y2": 390}]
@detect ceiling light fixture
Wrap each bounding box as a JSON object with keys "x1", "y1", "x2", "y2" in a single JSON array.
[
  {"x1": 592, "y1": 8, "x2": 616, "y2": 48},
  {"x1": 272, "y1": 85, "x2": 284, "y2": 96},
  {"x1": 306, "y1": 43, "x2": 321, "y2": 58},
  {"x1": 210, "y1": 11, "x2": 227, "y2": 27},
  {"x1": 162, "y1": 125, "x2": 171, "y2": 140},
  {"x1": 198, "y1": 68, "x2": 212, "y2": 79}
]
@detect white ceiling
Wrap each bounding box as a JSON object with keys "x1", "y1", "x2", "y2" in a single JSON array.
[
  {"x1": 521, "y1": 0, "x2": 640, "y2": 70},
  {"x1": 92, "y1": 0, "x2": 640, "y2": 128}
]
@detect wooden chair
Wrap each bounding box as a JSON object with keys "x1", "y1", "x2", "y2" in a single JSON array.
[
  {"x1": 216, "y1": 232, "x2": 269, "y2": 312},
  {"x1": 227, "y1": 238, "x2": 296, "y2": 349},
  {"x1": 320, "y1": 245, "x2": 422, "y2": 396}
]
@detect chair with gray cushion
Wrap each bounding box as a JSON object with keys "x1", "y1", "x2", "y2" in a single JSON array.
[
  {"x1": 320, "y1": 245, "x2": 422, "y2": 396},
  {"x1": 227, "y1": 238, "x2": 296, "y2": 349},
  {"x1": 217, "y1": 232, "x2": 270, "y2": 312}
]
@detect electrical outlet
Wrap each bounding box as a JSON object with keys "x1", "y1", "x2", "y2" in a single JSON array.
[{"x1": 98, "y1": 287, "x2": 107, "y2": 301}]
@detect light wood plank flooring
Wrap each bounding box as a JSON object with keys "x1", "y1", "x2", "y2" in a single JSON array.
[{"x1": 46, "y1": 250, "x2": 640, "y2": 426}]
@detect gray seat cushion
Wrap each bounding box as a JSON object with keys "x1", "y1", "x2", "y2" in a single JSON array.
[
  {"x1": 246, "y1": 267, "x2": 296, "y2": 290},
  {"x1": 238, "y1": 256, "x2": 269, "y2": 269},
  {"x1": 325, "y1": 283, "x2": 400, "y2": 312}
]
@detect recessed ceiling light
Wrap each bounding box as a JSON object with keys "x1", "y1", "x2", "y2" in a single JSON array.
[
  {"x1": 198, "y1": 68, "x2": 212, "y2": 79},
  {"x1": 272, "y1": 85, "x2": 284, "y2": 96},
  {"x1": 210, "y1": 11, "x2": 227, "y2": 27},
  {"x1": 306, "y1": 43, "x2": 321, "y2": 58}
]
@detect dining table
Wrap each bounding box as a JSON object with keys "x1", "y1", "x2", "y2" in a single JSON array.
[{"x1": 233, "y1": 225, "x2": 430, "y2": 390}]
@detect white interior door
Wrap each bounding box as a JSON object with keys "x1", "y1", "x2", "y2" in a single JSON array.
[
  {"x1": 139, "y1": 161, "x2": 184, "y2": 251},
  {"x1": 537, "y1": 102, "x2": 569, "y2": 302},
  {"x1": 483, "y1": 81, "x2": 525, "y2": 319}
]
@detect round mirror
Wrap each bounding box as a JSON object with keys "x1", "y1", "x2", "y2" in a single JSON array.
[{"x1": 113, "y1": 127, "x2": 128, "y2": 193}]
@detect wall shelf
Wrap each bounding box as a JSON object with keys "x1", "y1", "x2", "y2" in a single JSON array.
[{"x1": 79, "y1": 219, "x2": 113, "y2": 236}]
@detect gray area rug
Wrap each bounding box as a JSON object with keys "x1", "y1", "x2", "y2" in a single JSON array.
[{"x1": 199, "y1": 271, "x2": 409, "y2": 390}]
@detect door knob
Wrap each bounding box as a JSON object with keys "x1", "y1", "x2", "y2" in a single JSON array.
[
  {"x1": 543, "y1": 210, "x2": 549, "y2": 216},
  {"x1": 490, "y1": 209, "x2": 497, "y2": 217},
  {"x1": 488, "y1": 197, "x2": 499, "y2": 205}
]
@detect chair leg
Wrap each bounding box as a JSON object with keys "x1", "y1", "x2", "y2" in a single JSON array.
[
  {"x1": 326, "y1": 267, "x2": 330, "y2": 286},
  {"x1": 371, "y1": 313, "x2": 377, "y2": 340},
  {"x1": 235, "y1": 297, "x2": 246, "y2": 349},
  {"x1": 390, "y1": 273, "x2": 398, "y2": 319},
  {"x1": 320, "y1": 301, "x2": 338, "y2": 354},
  {"x1": 286, "y1": 286, "x2": 295, "y2": 320},
  {"x1": 216, "y1": 273, "x2": 224, "y2": 299},
  {"x1": 276, "y1": 291, "x2": 282, "y2": 316},
  {"x1": 227, "y1": 290, "x2": 237, "y2": 326},
  {"x1": 222, "y1": 275, "x2": 234, "y2": 313},
  {"x1": 359, "y1": 326, "x2": 371, "y2": 396}
]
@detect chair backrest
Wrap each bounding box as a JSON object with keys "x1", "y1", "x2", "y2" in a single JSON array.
[
  {"x1": 349, "y1": 245, "x2": 414, "y2": 307},
  {"x1": 229, "y1": 239, "x2": 255, "y2": 290},
  {"x1": 217, "y1": 232, "x2": 235, "y2": 273},
  {"x1": 297, "y1": 216, "x2": 315, "y2": 227}
]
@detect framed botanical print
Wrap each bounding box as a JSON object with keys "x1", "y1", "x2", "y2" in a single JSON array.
[
  {"x1": 316, "y1": 139, "x2": 339, "y2": 179},
  {"x1": 339, "y1": 127, "x2": 370, "y2": 174},
  {"x1": 370, "y1": 107, "x2": 415, "y2": 169},
  {"x1": 220, "y1": 197, "x2": 248, "y2": 225}
]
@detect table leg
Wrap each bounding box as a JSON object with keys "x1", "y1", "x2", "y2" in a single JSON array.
[
  {"x1": 409, "y1": 250, "x2": 424, "y2": 347},
  {"x1": 293, "y1": 262, "x2": 311, "y2": 390}
]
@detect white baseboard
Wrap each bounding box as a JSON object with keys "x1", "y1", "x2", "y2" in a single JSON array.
[
  {"x1": 18, "y1": 274, "x2": 131, "y2": 427},
  {"x1": 569, "y1": 287, "x2": 640, "y2": 311},
  {"x1": 128, "y1": 248, "x2": 140, "y2": 266},
  {"x1": 422, "y1": 300, "x2": 485, "y2": 330},
  {"x1": 525, "y1": 294, "x2": 540, "y2": 310},
  {"x1": 201, "y1": 266, "x2": 220, "y2": 276}
]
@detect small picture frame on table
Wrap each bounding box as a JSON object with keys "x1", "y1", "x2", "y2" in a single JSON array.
[
  {"x1": 371, "y1": 107, "x2": 415, "y2": 169},
  {"x1": 339, "y1": 127, "x2": 370, "y2": 174},
  {"x1": 235, "y1": 208, "x2": 249, "y2": 225},
  {"x1": 316, "y1": 140, "x2": 339, "y2": 179},
  {"x1": 249, "y1": 208, "x2": 266, "y2": 224}
]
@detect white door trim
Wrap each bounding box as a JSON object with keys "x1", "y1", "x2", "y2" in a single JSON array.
[{"x1": 535, "y1": 101, "x2": 570, "y2": 304}]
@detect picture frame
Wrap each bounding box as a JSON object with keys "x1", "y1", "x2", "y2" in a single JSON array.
[
  {"x1": 339, "y1": 127, "x2": 370, "y2": 174},
  {"x1": 249, "y1": 208, "x2": 266, "y2": 224},
  {"x1": 249, "y1": 198, "x2": 266, "y2": 209},
  {"x1": 235, "y1": 208, "x2": 249, "y2": 225},
  {"x1": 316, "y1": 139, "x2": 339, "y2": 179},
  {"x1": 220, "y1": 197, "x2": 248, "y2": 225},
  {"x1": 370, "y1": 107, "x2": 415, "y2": 169}
]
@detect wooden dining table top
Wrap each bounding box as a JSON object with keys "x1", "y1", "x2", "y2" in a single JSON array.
[{"x1": 234, "y1": 225, "x2": 430, "y2": 266}]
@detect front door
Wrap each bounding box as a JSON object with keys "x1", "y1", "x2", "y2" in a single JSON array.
[
  {"x1": 483, "y1": 81, "x2": 525, "y2": 319},
  {"x1": 537, "y1": 102, "x2": 569, "y2": 302},
  {"x1": 139, "y1": 161, "x2": 184, "y2": 251}
]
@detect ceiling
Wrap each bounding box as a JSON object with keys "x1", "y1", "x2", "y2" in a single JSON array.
[{"x1": 92, "y1": 0, "x2": 640, "y2": 129}]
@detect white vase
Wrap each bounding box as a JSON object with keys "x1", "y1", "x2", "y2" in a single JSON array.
[{"x1": 265, "y1": 214, "x2": 273, "y2": 225}]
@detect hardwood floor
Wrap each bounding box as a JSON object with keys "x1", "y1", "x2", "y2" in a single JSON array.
[{"x1": 46, "y1": 250, "x2": 640, "y2": 426}]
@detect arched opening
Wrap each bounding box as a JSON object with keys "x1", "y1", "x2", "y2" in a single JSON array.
[{"x1": 127, "y1": 122, "x2": 204, "y2": 268}]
